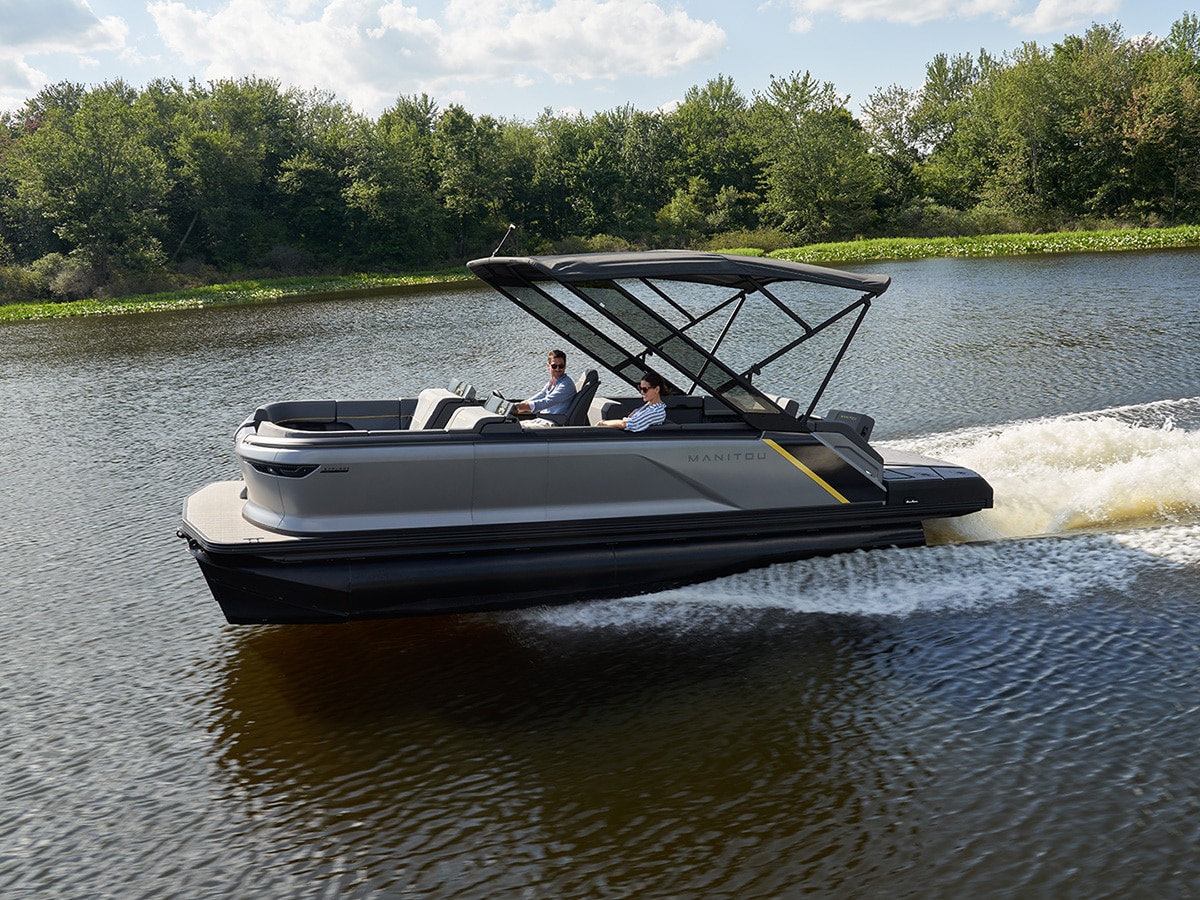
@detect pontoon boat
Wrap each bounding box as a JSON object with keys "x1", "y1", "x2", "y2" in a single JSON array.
[{"x1": 179, "y1": 251, "x2": 992, "y2": 623}]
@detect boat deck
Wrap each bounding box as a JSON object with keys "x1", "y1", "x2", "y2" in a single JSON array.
[{"x1": 182, "y1": 482, "x2": 297, "y2": 549}]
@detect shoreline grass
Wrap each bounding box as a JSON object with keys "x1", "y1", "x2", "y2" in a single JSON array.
[
  {"x1": 0, "y1": 269, "x2": 475, "y2": 323},
  {"x1": 4, "y1": 225, "x2": 1200, "y2": 323}
]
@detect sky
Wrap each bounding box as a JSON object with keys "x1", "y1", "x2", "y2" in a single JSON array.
[{"x1": 0, "y1": 0, "x2": 1192, "y2": 121}]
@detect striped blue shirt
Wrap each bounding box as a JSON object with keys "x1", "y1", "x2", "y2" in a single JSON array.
[{"x1": 625, "y1": 401, "x2": 666, "y2": 432}]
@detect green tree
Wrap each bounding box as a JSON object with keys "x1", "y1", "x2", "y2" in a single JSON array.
[
  {"x1": 432, "y1": 105, "x2": 506, "y2": 257},
  {"x1": 16, "y1": 80, "x2": 88, "y2": 129},
  {"x1": 163, "y1": 77, "x2": 306, "y2": 268},
  {"x1": 668, "y1": 75, "x2": 760, "y2": 233},
  {"x1": 492, "y1": 118, "x2": 539, "y2": 250},
  {"x1": 1042, "y1": 25, "x2": 1144, "y2": 218},
  {"x1": 3, "y1": 82, "x2": 89, "y2": 263},
  {"x1": 1117, "y1": 16, "x2": 1200, "y2": 222},
  {"x1": 862, "y1": 84, "x2": 923, "y2": 229},
  {"x1": 12, "y1": 80, "x2": 169, "y2": 285},
  {"x1": 752, "y1": 72, "x2": 879, "y2": 242},
  {"x1": 586, "y1": 106, "x2": 651, "y2": 239},
  {"x1": 274, "y1": 91, "x2": 364, "y2": 266},
  {"x1": 910, "y1": 53, "x2": 989, "y2": 210},
  {"x1": 570, "y1": 110, "x2": 625, "y2": 237},
  {"x1": 655, "y1": 176, "x2": 708, "y2": 243},
  {"x1": 616, "y1": 108, "x2": 677, "y2": 239},
  {"x1": 525, "y1": 105, "x2": 678, "y2": 248},
  {"x1": 343, "y1": 93, "x2": 447, "y2": 265},
  {"x1": 970, "y1": 41, "x2": 1057, "y2": 224},
  {"x1": 527, "y1": 110, "x2": 596, "y2": 242}
]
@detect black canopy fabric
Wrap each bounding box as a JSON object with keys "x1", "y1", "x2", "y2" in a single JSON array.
[
  {"x1": 466, "y1": 249, "x2": 888, "y2": 430},
  {"x1": 468, "y1": 250, "x2": 890, "y2": 296}
]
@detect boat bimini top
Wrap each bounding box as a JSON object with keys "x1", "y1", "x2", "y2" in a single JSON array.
[{"x1": 467, "y1": 250, "x2": 891, "y2": 433}]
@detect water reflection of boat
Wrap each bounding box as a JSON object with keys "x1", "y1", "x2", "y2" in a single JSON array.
[{"x1": 179, "y1": 251, "x2": 992, "y2": 623}]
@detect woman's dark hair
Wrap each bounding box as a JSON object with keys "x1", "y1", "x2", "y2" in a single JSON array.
[{"x1": 641, "y1": 370, "x2": 672, "y2": 396}]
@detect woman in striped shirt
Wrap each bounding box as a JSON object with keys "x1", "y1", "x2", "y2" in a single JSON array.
[{"x1": 598, "y1": 371, "x2": 667, "y2": 431}]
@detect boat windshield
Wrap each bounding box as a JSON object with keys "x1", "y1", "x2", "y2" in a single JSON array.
[{"x1": 468, "y1": 251, "x2": 891, "y2": 430}]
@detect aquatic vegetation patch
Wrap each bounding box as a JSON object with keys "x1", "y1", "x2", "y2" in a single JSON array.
[{"x1": 770, "y1": 226, "x2": 1200, "y2": 264}]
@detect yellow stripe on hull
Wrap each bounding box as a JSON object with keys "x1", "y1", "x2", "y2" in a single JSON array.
[{"x1": 763, "y1": 438, "x2": 850, "y2": 504}]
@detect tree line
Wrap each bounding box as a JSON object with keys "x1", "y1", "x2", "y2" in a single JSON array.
[{"x1": 1, "y1": 15, "x2": 1198, "y2": 302}]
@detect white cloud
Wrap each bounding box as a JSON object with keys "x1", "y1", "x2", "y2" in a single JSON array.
[
  {"x1": 0, "y1": 0, "x2": 127, "y2": 110},
  {"x1": 146, "y1": 0, "x2": 726, "y2": 113},
  {"x1": 785, "y1": 0, "x2": 1015, "y2": 29},
  {"x1": 0, "y1": 0, "x2": 124, "y2": 48},
  {"x1": 0, "y1": 55, "x2": 44, "y2": 113},
  {"x1": 150, "y1": 0, "x2": 434, "y2": 106},
  {"x1": 1009, "y1": 0, "x2": 1121, "y2": 34},
  {"x1": 784, "y1": 0, "x2": 1121, "y2": 33},
  {"x1": 437, "y1": 0, "x2": 725, "y2": 80}
]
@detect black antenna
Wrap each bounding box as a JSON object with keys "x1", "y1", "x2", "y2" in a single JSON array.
[{"x1": 491, "y1": 224, "x2": 516, "y2": 257}]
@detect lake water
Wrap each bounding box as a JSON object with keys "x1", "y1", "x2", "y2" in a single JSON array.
[{"x1": 2, "y1": 249, "x2": 1199, "y2": 897}]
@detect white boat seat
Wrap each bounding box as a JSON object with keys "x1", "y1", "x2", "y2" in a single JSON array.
[
  {"x1": 411, "y1": 387, "x2": 474, "y2": 430},
  {"x1": 445, "y1": 398, "x2": 521, "y2": 432},
  {"x1": 446, "y1": 406, "x2": 497, "y2": 431}
]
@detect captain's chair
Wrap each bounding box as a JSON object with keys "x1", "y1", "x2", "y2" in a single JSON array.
[{"x1": 536, "y1": 369, "x2": 599, "y2": 426}]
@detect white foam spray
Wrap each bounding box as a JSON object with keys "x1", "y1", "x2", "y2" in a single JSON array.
[
  {"x1": 515, "y1": 535, "x2": 1151, "y2": 629},
  {"x1": 904, "y1": 398, "x2": 1200, "y2": 544}
]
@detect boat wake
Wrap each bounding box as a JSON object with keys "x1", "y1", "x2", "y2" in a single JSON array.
[
  {"x1": 903, "y1": 396, "x2": 1200, "y2": 544},
  {"x1": 511, "y1": 398, "x2": 1200, "y2": 629}
]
